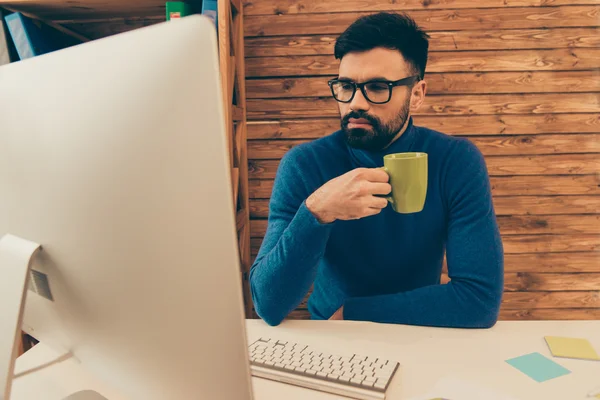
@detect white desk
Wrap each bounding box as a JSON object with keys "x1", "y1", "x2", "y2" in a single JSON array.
[{"x1": 11, "y1": 319, "x2": 600, "y2": 400}]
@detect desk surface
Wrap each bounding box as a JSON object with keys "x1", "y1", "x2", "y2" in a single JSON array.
[
  {"x1": 248, "y1": 319, "x2": 600, "y2": 400},
  {"x1": 11, "y1": 319, "x2": 600, "y2": 400}
]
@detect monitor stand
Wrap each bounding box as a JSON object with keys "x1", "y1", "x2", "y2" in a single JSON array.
[
  {"x1": 0, "y1": 234, "x2": 41, "y2": 400},
  {"x1": 63, "y1": 390, "x2": 109, "y2": 400}
]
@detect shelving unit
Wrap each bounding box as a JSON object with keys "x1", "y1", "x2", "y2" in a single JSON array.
[
  {"x1": 216, "y1": 0, "x2": 252, "y2": 317},
  {"x1": 1, "y1": 0, "x2": 254, "y2": 329}
]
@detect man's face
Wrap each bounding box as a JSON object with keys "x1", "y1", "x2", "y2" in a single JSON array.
[{"x1": 336, "y1": 47, "x2": 419, "y2": 151}]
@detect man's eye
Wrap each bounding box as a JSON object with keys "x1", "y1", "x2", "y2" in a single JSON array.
[{"x1": 366, "y1": 82, "x2": 389, "y2": 92}]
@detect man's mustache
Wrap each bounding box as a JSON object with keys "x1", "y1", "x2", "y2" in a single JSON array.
[{"x1": 342, "y1": 111, "x2": 380, "y2": 126}]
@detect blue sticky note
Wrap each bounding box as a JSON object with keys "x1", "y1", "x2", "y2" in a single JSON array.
[{"x1": 506, "y1": 352, "x2": 571, "y2": 382}]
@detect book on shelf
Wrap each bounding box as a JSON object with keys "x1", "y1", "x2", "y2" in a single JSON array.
[
  {"x1": 166, "y1": 1, "x2": 192, "y2": 20},
  {"x1": 0, "y1": 9, "x2": 14, "y2": 65},
  {"x1": 3, "y1": 12, "x2": 81, "y2": 61},
  {"x1": 201, "y1": 0, "x2": 218, "y2": 28}
]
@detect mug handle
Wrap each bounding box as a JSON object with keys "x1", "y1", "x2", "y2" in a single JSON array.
[{"x1": 375, "y1": 166, "x2": 394, "y2": 204}]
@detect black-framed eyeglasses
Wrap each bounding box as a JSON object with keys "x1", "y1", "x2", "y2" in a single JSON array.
[{"x1": 327, "y1": 75, "x2": 420, "y2": 104}]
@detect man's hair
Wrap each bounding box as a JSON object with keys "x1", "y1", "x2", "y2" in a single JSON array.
[{"x1": 334, "y1": 12, "x2": 430, "y2": 79}]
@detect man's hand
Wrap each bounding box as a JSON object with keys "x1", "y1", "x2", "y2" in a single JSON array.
[
  {"x1": 306, "y1": 168, "x2": 391, "y2": 224},
  {"x1": 329, "y1": 306, "x2": 344, "y2": 320}
]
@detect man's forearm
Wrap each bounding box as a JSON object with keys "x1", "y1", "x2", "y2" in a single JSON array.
[
  {"x1": 343, "y1": 278, "x2": 503, "y2": 328},
  {"x1": 249, "y1": 201, "x2": 333, "y2": 326}
]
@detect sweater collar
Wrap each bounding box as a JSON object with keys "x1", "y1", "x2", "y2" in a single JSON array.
[{"x1": 346, "y1": 117, "x2": 417, "y2": 168}]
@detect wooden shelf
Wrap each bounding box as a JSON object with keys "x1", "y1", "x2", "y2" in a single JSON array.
[
  {"x1": 218, "y1": 0, "x2": 252, "y2": 317},
  {"x1": 1, "y1": 0, "x2": 253, "y2": 318}
]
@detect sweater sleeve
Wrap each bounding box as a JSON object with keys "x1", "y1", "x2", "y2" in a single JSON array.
[
  {"x1": 343, "y1": 139, "x2": 504, "y2": 328},
  {"x1": 249, "y1": 148, "x2": 334, "y2": 326}
]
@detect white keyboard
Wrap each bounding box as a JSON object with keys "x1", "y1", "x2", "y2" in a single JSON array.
[{"x1": 248, "y1": 337, "x2": 399, "y2": 400}]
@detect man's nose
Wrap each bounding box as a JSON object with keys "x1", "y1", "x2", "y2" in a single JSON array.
[{"x1": 349, "y1": 87, "x2": 370, "y2": 112}]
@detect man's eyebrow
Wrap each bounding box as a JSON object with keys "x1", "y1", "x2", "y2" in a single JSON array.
[{"x1": 337, "y1": 76, "x2": 392, "y2": 82}]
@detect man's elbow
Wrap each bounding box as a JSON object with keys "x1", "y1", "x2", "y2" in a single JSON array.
[
  {"x1": 475, "y1": 311, "x2": 499, "y2": 329},
  {"x1": 472, "y1": 292, "x2": 502, "y2": 329},
  {"x1": 254, "y1": 303, "x2": 286, "y2": 327}
]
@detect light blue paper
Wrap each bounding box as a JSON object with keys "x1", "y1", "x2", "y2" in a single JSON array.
[{"x1": 505, "y1": 352, "x2": 571, "y2": 383}]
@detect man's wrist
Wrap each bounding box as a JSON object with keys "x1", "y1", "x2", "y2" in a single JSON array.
[{"x1": 306, "y1": 194, "x2": 334, "y2": 224}]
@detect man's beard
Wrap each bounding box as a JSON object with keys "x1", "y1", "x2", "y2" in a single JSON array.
[{"x1": 341, "y1": 98, "x2": 410, "y2": 151}]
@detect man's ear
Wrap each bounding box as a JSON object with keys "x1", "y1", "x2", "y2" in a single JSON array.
[{"x1": 410, "y1": 80, "x2": 427, "y2": 111}]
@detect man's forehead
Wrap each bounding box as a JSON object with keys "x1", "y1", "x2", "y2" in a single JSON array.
[{"x1": 338, "y1": 48, "x2": 410, "y2": 80}]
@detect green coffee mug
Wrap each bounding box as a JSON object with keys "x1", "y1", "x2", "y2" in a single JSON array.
[{"x1": 378, "y1": 152, "x2": 428, "y2": 214}]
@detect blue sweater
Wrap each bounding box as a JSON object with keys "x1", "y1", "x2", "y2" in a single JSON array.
[{"x1": 249, "y1": 118, "x2": 504, "y2": 328}]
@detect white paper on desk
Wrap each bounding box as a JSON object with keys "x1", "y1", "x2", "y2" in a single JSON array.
[{"x1": 408, "y1": 376, "x2": 520, "y2": 400}]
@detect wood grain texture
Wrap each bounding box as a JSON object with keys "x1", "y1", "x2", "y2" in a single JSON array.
[
  {"x1": 247, "y1": 135, "x2": 600, "y2": 159},
  {"x1": 499, "y1": 308, "x2": 600, "y2": 320},
  {"x1": 502, "y1": 235, "x2": 600, "y2": 253},
  {"x1": 245, "y1": 6, "x2": 600, "y2": 36},
  {"x1": 248, "y1": 175, "x2": 600, "y2": 199},
  {"x1": 494, "y1": 196, "x2": 600, "y2": 216},
  {"x1": 503, "y1": 253, "x2": 600, "y2": 272},
  {"x1": 245, "y1": 28, "x2": 600, "y2": 57},
  {"x1": 246, "y1": 49, "x2": 600, "y2": 77},
  {"x1": 243, "y1": 0, "x2": 600, "y2": 15},
  {"x1": 248, "y1": 154, "x2": 600, "y2": 179},
  {"x1": 484, "y1": 154, "x2": 600, "y2": 175},
  {"x1": 246, "y1": 94, "x2": 600, "y2": 120},
  {"x1": 247, "y1": 72, "x2": 600, "y2": 99},
  {"x1": 504, "y1": 273, "x2": 600, "y2": 291},
  {"x1": 247, "y1": 114, "x2": 600, "y2": 139},
  {"x1": 502, "y1": 291, "x2": 600, "y2": 309},
  {"x1": 250, "y1": 196, "x2": 600, "y2": 219}
]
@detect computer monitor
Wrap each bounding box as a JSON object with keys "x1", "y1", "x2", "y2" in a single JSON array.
[{"x1": 0, "y1": 15, "x2": 253, "y2": 400}]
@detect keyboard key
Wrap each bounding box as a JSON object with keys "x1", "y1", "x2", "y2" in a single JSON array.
[
  {"x1": 351, "y1": 377, "x2": 364, "y2": 385},
  {"x1": 374, "y1": 381, "x2": 387, "y2": 391},
  {"x1": 317, "y1": 371, "x2": 328, "y2": 378}
]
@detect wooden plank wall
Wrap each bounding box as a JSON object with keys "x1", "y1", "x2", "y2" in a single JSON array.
[{"x1": 244, "y1": 0, "x2": 600, "y2": 320}]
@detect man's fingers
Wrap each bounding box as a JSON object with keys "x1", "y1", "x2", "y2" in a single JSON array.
[
  {"x1": 369, "y1": 196, "x2": 389, "y2": 209},
  {"x1": 369, "y1": 182, "x2": 392, "y2": 195},
  {"x1": 356, "y1": 168, "x2": 390, "y2": 183},
  {"x1": 363, "y1": 207, "x2": 384, "y2": 217}
]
